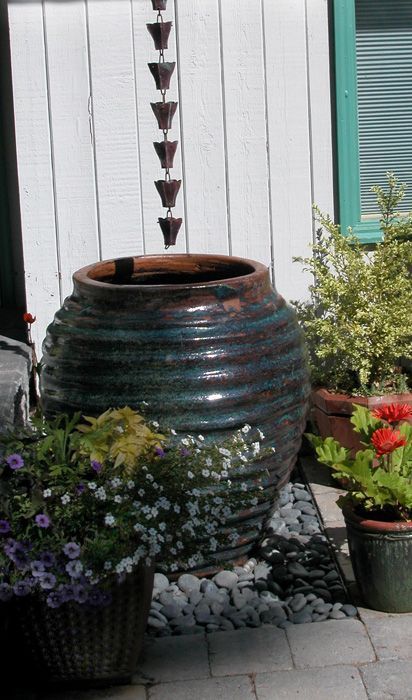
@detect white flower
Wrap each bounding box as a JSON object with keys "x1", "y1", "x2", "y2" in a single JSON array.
[
  {"x1": 43, "y1": 488, "x2": 52, "y2": 498},
  {"x1": 174, "y1": 504, "x2": 181, "y2": 514},
  {"x1": 61, "y1": 493, "x2": 71, "y2": 505},
  {"x1": 201, "y1": 469, "x2": 210, "y2": 478},
  {"x1": 127, "y1": 480, "x2": 135, "y2": 489},
  {"x1": 252, "y1": 442, "x2": 260, "y2": 455},
  {"x1": 146, "y1": 473, "x2": 154, "y2": 482},
  {"x1": 105, "y1": 513, "x2": 116, "y2": 526},
  {"x1": 88, "y1": 482, "x2": 97, "y2": 491},
  {"x1": 138, "y1": 489, "x2": 145, "y2": 497},
  {"x1": 114, "y1": 495, "x2": 123, "y2": 504},
  {"x1": 110, "y1": 477, "x2": 121, "y2": 488},
  {"x1": 159, "y1": 522, "x2": 166, "y2": 531},
  {"x1": 241, "y1": 424, "x2": 251, "y2": 434},
  {"x1": 187, "y1": 471, "x2": 194, "y2": 479},
  {"x1": 197, "y1": 434, "x2": 204, "y2": 442},
  {"x1": 94, "y1": 487, "x2": 107, "y2": 501},
  {"x1": 205, "y1": 457, "x2": 213, "y2": 467},
  {"x1": 218, "y1": 448, "x2": 231, "y2": 457},
  {"x1": 170, "y1": 429, "x2": 177, "y2": 436},
  {"x1": 221, "y1": 470, "x2": 228, "y2": 478},
  {"x1": 241, "y1": 482, "x2": 248, "y2": 491},
  {"x1": 257, "y1": 429, "x2": 265, "y2": 440},
  {"x1": 181, "y1": 438, "x2": 190, "y2": 446},
  {"x1": 104, "y1": 561, "x2": 112, "y2": 571}
]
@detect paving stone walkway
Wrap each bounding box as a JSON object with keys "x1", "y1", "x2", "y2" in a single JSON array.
[{"x1": 22, "y1": 458, "x2": 412, "y2": 699}]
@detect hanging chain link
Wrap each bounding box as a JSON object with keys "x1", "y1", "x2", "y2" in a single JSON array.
[{"x1": 149, "y1": 0, "x2": 181, "y2": 248}]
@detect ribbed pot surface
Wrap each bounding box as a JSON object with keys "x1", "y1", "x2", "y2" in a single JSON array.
[
  {"x1": 344, "y1": 506, "x2": 412, "y2": 613},
  {"x1": 41, "y1": 254, "x2": 310, "y2": 563}
]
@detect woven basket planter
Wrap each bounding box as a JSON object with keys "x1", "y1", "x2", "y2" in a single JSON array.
[{"x1": 15, "y1": 565, "x2": 154, "y2": 685}]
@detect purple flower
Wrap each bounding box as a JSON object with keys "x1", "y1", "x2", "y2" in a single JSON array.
[
  {"x1": 91, "y1": 460, "x2": 102, "y2": 473},
  {"x1": 65, "y1": 560, "x2": 83, "y2": 579},
  {"x1": 39, "y1": 551, "x2": 56, "y2": 568},
  {"x1": 13, "y1": 580, "x2": 31, "y2": 597},
  {"x1": 6, "y1": 454, "x2": 24, "y2": 470},
  {"x1": 180, "y1": 448, "x2": 190, "y2": 458},
  {"x1": 76, "y1": 483, "x2": 85, "y2": 495},
  {"x1": 39, "y1": 573, "x2": 56, "y2": 590},
  {"x1": 46, "y1": 591, "x2": 63, "y2": 608},
  {"x1": 35, "y1": 513, "x2": 50, "y2": 529},
  {"x1": 0, "y1": 583, "x2": 13, "y2": 602},
  {"x1": 30, "y1": 560, "x2": 46, "y2": 577},
  {"x1": 0, "y1": 520, "x2": 10, "y2": 535},
  {"x1": 73, "y1": 583, "x2": 88, "y2": 604},
  {"x1": 5, "y1": 541, "x2": 29, "y2": 569},
  {"x1": 63, "y1": 542, "x2": 81, "y2": 559},
  {"x1": 154, "y1": 446, "x2": 165, "y2": 458},
  {"x1": 58, "y1": 583, "x2": 76, "y2": 602}
]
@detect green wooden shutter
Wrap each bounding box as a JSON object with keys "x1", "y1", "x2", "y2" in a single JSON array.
[{"x1": 356, "y1": 0, "x2": 412, "y2": 216}]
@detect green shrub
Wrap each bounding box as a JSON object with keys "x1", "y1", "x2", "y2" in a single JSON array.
[{"x1": 292, "y1": 174, "x2": 412, "y2": 396}]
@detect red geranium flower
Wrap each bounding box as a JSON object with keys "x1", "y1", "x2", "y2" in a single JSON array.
[
  {"x1": 371, "y1": 427, "x2": 407, "y2": 457},
  {"x1": 372, "y1": 403, "x2": 412, "y2": 424},
  {"x1": 23, "y1": 312, "x2": 36, "y2": 324}
]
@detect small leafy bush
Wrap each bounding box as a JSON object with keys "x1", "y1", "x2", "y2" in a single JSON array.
[{"x1": 292, "y1": 173, "x2": 412, "y2": 396}]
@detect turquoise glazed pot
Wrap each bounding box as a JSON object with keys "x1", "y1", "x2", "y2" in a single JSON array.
[
  {"x1": 41, "y1": 254, "x2": 310, "y2": 562},
  {"x1": 344, "y1": 505, "x2": 412, "y2": 612}
]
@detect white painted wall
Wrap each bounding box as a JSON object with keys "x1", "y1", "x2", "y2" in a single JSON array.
[{"x1": 6, "y1": 0, "x2": 334, "y2": 349}]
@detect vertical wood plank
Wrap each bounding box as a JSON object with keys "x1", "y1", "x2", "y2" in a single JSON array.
[
  {"x1": 7, "y1": 0, "x2": 60, "y2": 349},
  {"x1": 173, "y1": 0, "x2": 229, "y2": 254},
  {"x1": 43, "y1": 0, "x2": 99, "y2": 301},
  {"x1": 219, "y1": 0, "x2": 272, "y2": 265},
  {"x1": 306, "y1": 0, "x2": 335, "y2": 219},
  {"x1": 86, "y1": 0, "x2": 144, "y2": 260},
  {"x1": 263, "y1": 0, "x2": 313, "y2": 301},
  {"x1": 131, "y1": 0, "x2": 187, "y2": 254}
]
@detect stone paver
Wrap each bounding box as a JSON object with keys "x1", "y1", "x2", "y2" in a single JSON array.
[
  {"x1": 360, "y1": 659, "x2": 412, "y2": 699},
  {"x1": 137, "y1": 634, "x2": 209, "y2": 683},
  {"x1": 148, "y1": 675, "x2": 255, "y2": 700},
  {"x1": 286, "y1": 619, "x2": 375, "y2": 669},
  {"x1": 43, "y1": 687, "x2": 146, "y2": 700},
  {"x1": 360, "y1": 613, "x2": 412, "y2": 660},
  {"x1": 255, "y1": 665, "x2": 368, "y2": 699},
  {"x1": 314, "y1": 491, "x2": 344, "y2": 523},
  {"x1": 208, "y1": 626, "x2": 293, "y2": 677}
]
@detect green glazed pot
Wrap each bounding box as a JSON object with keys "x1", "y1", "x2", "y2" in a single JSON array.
[
  {"x1": 344, "y1": 505, "x2": 412, "y2": 612},
  {"x1": 41, "y1": 254, "x2": 310, "y2": 567}
]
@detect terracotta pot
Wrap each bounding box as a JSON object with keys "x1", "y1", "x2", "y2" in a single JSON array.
[
  {"x1": 312, "y1": 388, "x2": 412, "y2": 454},
  {"x1": 343, "y1": 504, "x2": 412, "y2": 612},
  {"x1": 41, "y1": 254, "x2": 310, "y2": 565}
]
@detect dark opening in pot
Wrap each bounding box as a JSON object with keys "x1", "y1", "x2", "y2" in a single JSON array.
[{"x1": 87, "y1": 256, "x2": 255, "y2": 286}]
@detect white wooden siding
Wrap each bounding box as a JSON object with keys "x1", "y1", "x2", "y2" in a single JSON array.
[{"x1": 7, "y1": 0, "x2": 334, "y2": 349}]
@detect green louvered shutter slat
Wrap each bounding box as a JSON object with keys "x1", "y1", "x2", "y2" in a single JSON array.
[{"x1": 356, "y1": 0, "x2": 412, "y2": 216}]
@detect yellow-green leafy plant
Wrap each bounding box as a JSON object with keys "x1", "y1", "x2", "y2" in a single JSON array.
[
  {"x1": 292, "y1": 174, "x2": 412, "y2": 396},
  {"x1": 75, "y1": 406, "x2": 164, "y2": 476}
]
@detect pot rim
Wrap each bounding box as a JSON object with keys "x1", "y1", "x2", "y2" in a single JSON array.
[
  {"x1": 343, "y1": 502, "x2": 412, "y2": 533},
  {"x1": 73, "y1": 253, "x2": 268, "y2": 291}
]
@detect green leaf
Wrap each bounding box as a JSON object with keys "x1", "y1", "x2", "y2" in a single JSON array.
[{"x1": 350, "y1": 405, "x2": 380, "y2": 438}]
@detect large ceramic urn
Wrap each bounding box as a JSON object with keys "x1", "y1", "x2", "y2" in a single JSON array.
[{"x1": 41, "y1": 254, "x2": 310, "y2": 562}]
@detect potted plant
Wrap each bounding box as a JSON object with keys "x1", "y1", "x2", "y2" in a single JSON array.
[
  {"x1": 293, "y1": 173, "x2": 412, "y2": 452},
  {"x1": 0, "y1": 406, "x2": 267, "y2": 684},
  {"x1": 308, "y1": 402, "x2": 412, "y2": 612}
]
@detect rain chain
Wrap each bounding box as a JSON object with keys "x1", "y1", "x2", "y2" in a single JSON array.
[{"x1": 148, "y1": 0, "x2": 182, "y2": 248}]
